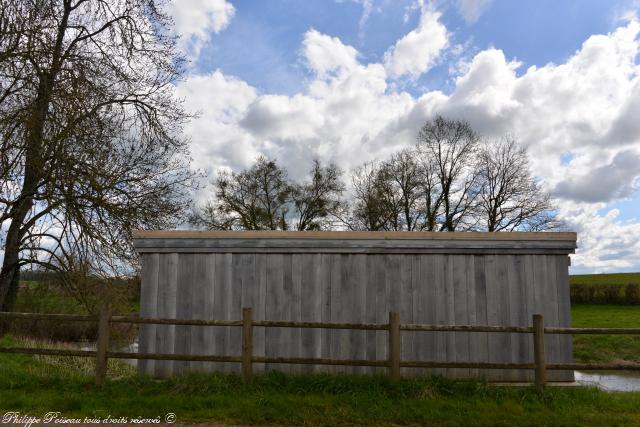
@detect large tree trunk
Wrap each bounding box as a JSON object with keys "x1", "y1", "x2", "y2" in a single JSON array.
[
  {"x1": 0, "y1": 76, "x2": 50, "y2": 309},
  {"x1": 0, "y1": 268, "x2": 20, "y2": 334},
  {"x1": 0, "y1": 200, "x2": 31, "y2": 310}
]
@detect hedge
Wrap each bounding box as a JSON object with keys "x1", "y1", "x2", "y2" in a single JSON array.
[{"x1": 570, "y1": 282, "x2": 640, "y2": 305}]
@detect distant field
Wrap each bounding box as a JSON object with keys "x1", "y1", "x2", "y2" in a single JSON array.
[
  {"x1": 571, "y1": 304, "x2": 640, "y2": 363},
  {"x1": 570, "y1": 272, "x2": 640, "y2": 285}
]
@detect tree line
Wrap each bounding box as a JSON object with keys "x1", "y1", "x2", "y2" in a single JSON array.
[{"x1": 193, "y1": 116, "x2": 559, "y2": 233}]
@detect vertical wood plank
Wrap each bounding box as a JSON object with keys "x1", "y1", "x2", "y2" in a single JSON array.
[
  {"x1": 401, "y1": 255, "x2": 417, "y2": 376},
  {"x1": 189, "y1": 254, "x2": 207, "y2": 372},
  {"x1": 203, "y1": 253, "x2": 216, "y2": 373},
  {"x1": 254, "y1": 253, "x2": 267, "y2": 373},
  {"x1": 337, "y1": 254, "x2": 352, "y2": 374},
  {"x1": 473, "y1": 255, "x2": 489, "y2": 380},
  {"x1": 542, "y1": 255, "x2": 560, "y2": 381},
  {"x1": 533, "y1": 313, "x2": 546, "y2": 391},
  {"x1": 320, "y1": 254, "x2": 332, "y2": 374},
  {"x1": 240, "y1": 254, "x2": 257, "y2": 373},
  {"x1": 374, "y1": 254, "x2": 388, "y2": 375},
  {"x1": 174, "y1": 253, "x2": 193, "y2": 375},
  {"x1": 280, "y1": 254, "x2": 293, "y2": 374},
  {"x1": 351, "y1": 254, "x2": 367, "y2": 374},
  {"x1": 433, "y1": 254, "x2": 447, "y2": 376},
  {"x1": 329, "y1": 253, "x2": 342, "y2": 374},
  {"x1": 213, "y1": 253, "x2": 230, "y2": 372},
  {"x1": 300, "y1": 254, "x2": 321, "y2": 373},
  {"x1": 227, "y1": 254, "x2": 241, "y2": 374},
  {"x1": 496, "y1": 255, "x2": 513, "y2": 381},
  {"x1": 555, "y1": 255, "x2": 574, "y2": 382},
  {"x1": 483, "y1": 254, "x2": 501, "y2": 381},
  {"x1": 504, "y1": 255, "x2": 519, "y2": 381},
  {"x1": 419, "y1": 255, "x2": 437, "y2": 376},
  {"x1": 385, "y1": 255, "x2": 401, "y2": 376},
  {"x1": 290, "y1": 253, "x2": 302, "y2": 374},
  {"x1": 138, "y1": 253, "x2": 159, "y2": 375},
  {"x1": 265, "y1": 254, "x2": 285, "y2": 372},
  {"x1": 509, "y1": 255, "x2": 529, "y2": 381},
  {"x1": 452, "y1": 255, "x2": 469, "y2": 378},
  {"x1": 365, "y1": 255, "x2": 378, "y2": 375},
  {"x1": 155, "y1": 253, "x2": 178, "y2": 377},
  {"x1": 522, "y1": 255, "x2": 536, "y2": 382},
  {"x1": 465, "y1": 255, "x2": 478, "y2": 378}
]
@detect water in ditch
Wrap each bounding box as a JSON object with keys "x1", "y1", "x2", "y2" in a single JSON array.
[{"x1": 575, "y1": 371, "x2": 640, "y2": 392}]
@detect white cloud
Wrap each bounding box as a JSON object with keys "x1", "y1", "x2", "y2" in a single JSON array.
[
  {"x1": 175, "y1": 70, "x2": 257, "y2": 179},
  {"x1": 560, "y1": 202, "x2": 640, "y2": 273},
  {"x1": 357, "y1": 0, "x2": 374, "y2": 40},
  {"x1": 455, "y1": 0, "x2": 493, "y2": 24},
  {"x1": 303, "y1": 29, "x2": 359, "y2": 76},
  {"x1": 166, "y1": 0, "x2": 235, "y2": 58},
  {"x1": 176, "y1": 18, "x2": 640, "y2": 271},
  {"x1": 384, "y1": 6, "x2": 448, "y2": 79},
  {"x1": 554, "y1": 150, "x2": 640, "y2": 203}
]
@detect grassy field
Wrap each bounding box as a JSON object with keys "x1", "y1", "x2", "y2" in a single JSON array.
[
  {"x1": 570, "y1": 272, "x2": 640, "y2": 285},
  {"x1": 0, "y1": 279, "x2": 638, "y2": 425},
  {"x1": 571, "y1": 304, "x2": 640, "y2": 363},
  {"x1": 0, "y1": 338, "x2": 639, "y2": 427}
]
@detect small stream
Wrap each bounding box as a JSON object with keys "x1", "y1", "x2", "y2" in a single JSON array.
[
  {"x1": 76, "y1": 337, "x2": 139, "y2": 367},
  {"x1": 575, "y1": 371, "x2": 640, "y2": 392}
]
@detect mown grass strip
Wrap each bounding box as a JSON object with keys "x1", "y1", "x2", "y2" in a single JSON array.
[{"x1": 2, "y1": 335, "x2": 640, "y2": 426}]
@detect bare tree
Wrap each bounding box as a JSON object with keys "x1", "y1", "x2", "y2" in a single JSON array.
[
  {"x1": 348, "y1": 161, "x2": 392, "y2": 231},
  {"x1": 477, "y1": 137, "x2": 558, "y2": 231},
  {"x1": 290, "y1": 160, "x2": 346, "y2": 231},
  {"x1": 380, "y1": 149, "x2": 423, "y2": 231},
  {"x1": 196, "y1": 157, "x2": 290, "y2": 230},
  {"x1": 195, "y1": 158, "x2": 347, "y2": 231},
  {"x1": 415, "y1": 146, "x2": 443, "y2": 231},
  {"x1": 417, "y1": 116, "x2": 481, "y2": 231},
  {"x1": 0, "y1": 0, "x2": 197, "y2": 311}
]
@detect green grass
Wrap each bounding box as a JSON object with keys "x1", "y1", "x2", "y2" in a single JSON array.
[
  {"x1": 570, "y1": 272, "x2": 640, "y2": 286},
  {"x1": 2, "y1": 293, "x2": 640, "y2": 425},
  {"x1": 1, "y1": 341, "x2": 639, "y2": 427},
  {"x1": 571, "y1": 304, "x2": 640, "y2": 363}
]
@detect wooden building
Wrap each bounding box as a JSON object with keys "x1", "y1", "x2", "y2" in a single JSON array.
[{"x1": 133, "y1": 230, "x2": 576, "y2": 381}]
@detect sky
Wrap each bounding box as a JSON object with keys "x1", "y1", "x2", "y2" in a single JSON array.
[{"x1": 165, "y1": 0, "x2": 640, "y2": 274}]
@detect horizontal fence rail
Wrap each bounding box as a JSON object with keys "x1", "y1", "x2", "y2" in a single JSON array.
[{"x1": 1, "y1": 309, "x2": 640, "y2": 390}]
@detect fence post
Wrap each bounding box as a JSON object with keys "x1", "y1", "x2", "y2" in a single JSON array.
[
  {"x1": 242, "y1": 307, "x2": 253, "y2": 381},
  {"x1": 95, "y1": 303, "x2": 111, "y2": 386},
  {"x1": 533, "y1": 314, "x2": 546, "y2": 391},
  {"x1": 388, "y1": 311, "x2": 401, "y2": 381}
]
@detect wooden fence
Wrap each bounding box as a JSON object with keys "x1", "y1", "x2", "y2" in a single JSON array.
[{"x1": 1, "y1": 308, "x2": 640, "y2": 391}]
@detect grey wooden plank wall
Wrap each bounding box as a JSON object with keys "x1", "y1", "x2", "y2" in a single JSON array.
[{"x1": 138, "y1": 253, "x2": 573, "y2": 381}]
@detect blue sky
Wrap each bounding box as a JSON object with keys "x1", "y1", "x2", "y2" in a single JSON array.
[
  {"x1": 168, "y1": 0, "x2": 640, "y2": 273},
  {"x1": 194, "y1": 0, "x2": 632, "y2": 95}
]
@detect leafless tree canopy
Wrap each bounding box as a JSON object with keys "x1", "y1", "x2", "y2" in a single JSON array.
[
  {"x1": 196, "y1": 117, "x2": 557, "y2": 235},
  {"x1": 417, "y1": 116, "x2": 481, "y2": 231},
  {"x1": 290, "y1": 160, "x2": 346, "y2": 231},
  {"x1": 347, "y1": 116, "x2": 557, "y2": 232},
  {"x1": 348, "y1": 152, "x2": 423, "y2": 231},
  {"x1": 477, "y1": 137, "x2": 558, "y2": 231},
  {"x1": 193, "y1": 157, "x2": 346, "y2": 231},
  {"x1": 348, "y1": 161, "x2": 391, "y2": 231},
  {"x1": 0, "y1": 0, "x2": 197, "y2": 310}
]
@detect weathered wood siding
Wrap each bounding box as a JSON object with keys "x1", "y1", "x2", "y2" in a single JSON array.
[{"x1": 134, "y1": 231, "x2": 576, "y2": 381}]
